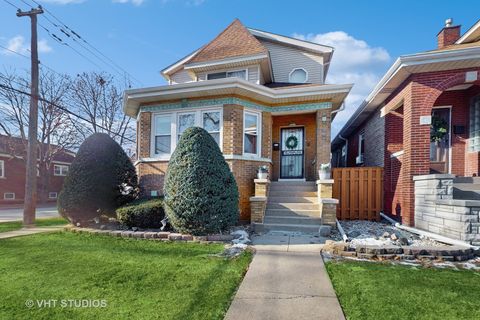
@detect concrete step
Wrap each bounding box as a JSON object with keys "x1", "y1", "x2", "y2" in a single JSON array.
[
  {"x1": 271, "y1": 181, "x2": 316, "y2": 186},
  {"x1": 270, "y1": 185, "x2": 317, "y2": 192},
  {"x1": 268, "y1": 196, "x2": 317, "y2": 204},
  {"x1": 265, "y1": 209, "x2": 321, "y2": 218},
  {"x1": 268, "y1": 190, "x2": 317, "y2": 197},
  {"x1": 262, "y1": 223, "x2": 321, "y2": 233},
  {"x1": 267, "y1": 203, "x2": 320, "y2": 210},
  {"x1": 453, "y1": 184, "x2": 480, "y2": 191},
  {"x1": 264, "y1": 215, "x2": 322, "y2": 225},
  {"x1": 453, "y1": 177, "x2": 480, "y2": 184}
]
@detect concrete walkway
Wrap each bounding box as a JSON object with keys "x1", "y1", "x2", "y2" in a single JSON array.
[
  {"x1": 0, "y1": 226, "x2": 64, "y2": 240},
  {"x1": 0, "y1": 205, "x2": 59, "y2": 222},
  {"x1": 225, "y1": 232, "x2": 345, "y2": 320}
]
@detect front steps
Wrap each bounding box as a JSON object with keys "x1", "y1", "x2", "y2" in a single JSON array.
[
  {"x1": 453, "y1": 177, "x2": 480, "y2": 200},
  {"x1": 259, "y1": 181, "x2": 322, "y2": 234}
]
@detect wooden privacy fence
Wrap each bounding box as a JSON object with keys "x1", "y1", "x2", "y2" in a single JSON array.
[{"x1": 332, "y1": 167, "x2": 383, "y2": 221}]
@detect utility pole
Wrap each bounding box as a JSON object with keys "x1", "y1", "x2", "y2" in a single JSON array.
[{"x1": 17, "y1": 6, "x2": 44, "y2": 227}]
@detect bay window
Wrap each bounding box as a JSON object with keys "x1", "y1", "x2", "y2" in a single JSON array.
[
  {"x1": 151, "y1": 108, "x2": 222, "y2": 158},
  {"x1": 243, "y1": 110, "x2": 261, "y2": 156}
]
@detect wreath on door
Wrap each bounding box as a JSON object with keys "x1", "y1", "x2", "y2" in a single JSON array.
[
  {"x1": 285, "y1": 135, "x2": 298, "y2": 149},
  {"x1": 430, "y1": 115, "x2": 448, "y2": 143}
]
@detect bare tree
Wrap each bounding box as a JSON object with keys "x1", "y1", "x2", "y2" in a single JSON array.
[
  {"x1": 69, "y1": 72, "x2": 135, "y2": 153},
  {"x1": 0, "y1": 69, "x2": 80, "y2": 202}
]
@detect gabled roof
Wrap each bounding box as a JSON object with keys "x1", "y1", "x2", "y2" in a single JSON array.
[
  {"x1": 456, "y1": 19, "x2": 480, "y2": 44},
  {"x1": 188, "y1": 19, "x2": 268, "y2": 64}
]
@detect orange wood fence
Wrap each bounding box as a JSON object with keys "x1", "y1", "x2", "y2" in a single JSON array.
[{"x1": 332, "y1": 167, "x2": 383, "y2": 221}]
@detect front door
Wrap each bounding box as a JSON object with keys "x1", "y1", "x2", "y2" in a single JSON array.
[
  {"x1": 280, "y1": 127, "x2": 304, "y2": 179},
  {"x1": 430, "y1": 107, "x2": 451, "y2": 174}
]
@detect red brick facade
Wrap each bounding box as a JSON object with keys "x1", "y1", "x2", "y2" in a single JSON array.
[{"x1": 135, "y1": 99, "x2": 331, "y2": 221}]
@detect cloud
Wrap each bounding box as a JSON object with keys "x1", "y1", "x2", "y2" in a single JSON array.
[
  {"x1": 37, "y1": 0, "x2": 86, "y2": 4},
  {"x1": 293, "y1": 31, "x2": 391, "y2": 137},
  {"x1": 112, "y1": 0, "x2": 145, "y2": 5},
  {"x1": 1, "y1": 35, "x2": 52, "y2": 56}
]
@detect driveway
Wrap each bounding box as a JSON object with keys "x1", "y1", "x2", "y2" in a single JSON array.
[{"x1": 0, "y1": 205, "x2": 59, "y2": 222}]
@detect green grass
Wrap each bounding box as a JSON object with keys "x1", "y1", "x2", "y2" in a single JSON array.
[
  {"x1": 0, "y1": 217, "x2": 68, "y2": 233},
  {"x1": 0, "y1": 232, "x2": 252, "y2": 320},
  {"x1": 326, "y1": 260, "x2": 480, "y2": 320}
]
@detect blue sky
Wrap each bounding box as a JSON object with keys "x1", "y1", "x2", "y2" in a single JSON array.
[{"x1": 1, "y1": 0, "x2": 479, "y2": 135}]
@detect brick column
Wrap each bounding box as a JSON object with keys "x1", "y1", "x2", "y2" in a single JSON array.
[
  {"x1": 320, "y1": 198, "x2": 338, "y2": 228},
  {"x1": 250, "y1": 179, "x2": 270, "y2": 224},
  {"x1": 139, "y1": 111, "x2": 151, "y2": 158},
  {"x1": 316, "y1": 110, "x2": 331, "y2": 179},
  {"x1": 316, "y1": 179, "x2": 333, "y2": 198}
]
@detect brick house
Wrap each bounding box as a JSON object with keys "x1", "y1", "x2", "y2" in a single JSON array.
[
  {"x1": 124, "y1": 19, "x2": 352, "y2": 221},
  {"x1": 0, "y1": 135, "x2": 75, "y2": 205},
  {"x1": 332, "y1": 19, "x2": 480, "y2": 230}
]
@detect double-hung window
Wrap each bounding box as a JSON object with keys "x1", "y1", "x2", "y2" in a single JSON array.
[
  {"x1": 54, "y1": 164, "x2": 69, "y2": 176},
  {"x1": 0, "y1": 160, "x2": 4, "y2": 178},
  {"x1": 151, "y1": 108, "x2": 222, "y2": 158},
  {"x1": 243, "y1": 111, "x2": 261, "y2": 156},
  {"x1": 153, "y1": 114, "x2": 172, "y2": 156}
]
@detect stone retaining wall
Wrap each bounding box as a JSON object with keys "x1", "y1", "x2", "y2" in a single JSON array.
[{"x1": 414, "y1": 174, "x2": 480, "y2": 245}]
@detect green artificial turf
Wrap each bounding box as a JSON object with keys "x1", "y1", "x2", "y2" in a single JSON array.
[
  {"x1": 0, "y1": 232, "x2": 252, "y2": 320},
  {"x1": 0, "y1": 217, "x2": 68, "y2": 233},
  {"x1": 326, "y1": 260, "x2": 480, "y2": 320}
]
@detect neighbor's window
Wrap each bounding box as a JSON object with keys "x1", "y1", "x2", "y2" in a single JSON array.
[
  {"x1": 0, "y1": 160, "x2": 4, "y2": 178},
  {"x1": 54, "y1": 164, "x2": 69, "y2": 176},
  {"x1": 207, "y1": 70, "x2": 246, "y2": 80},
  {"x1": 358, "y1": 132, "x2": 365, "y2": 157},
  {"x1": 177, "y1": 112, "x2": 196, "y2": 141},
  {"x1": 470, "y1": 96, "x2": 480, "y2": 152},
  {"x1": 289, "y1": 68, "x2": 308, "y2": 83},
  {"x1": 48, "y1": 192, "x2": 58, "y2": 199},
  {"x1": 4, "y1": 193, "x2": 15, "y2": 200},
  {"x1": 244, "y1": 111, "x2": 260, "y2": 155},
  {"x1": 203, "y1": 110, "x2": 221, "y2": 144},
  {"x1": 154, "y1": 114, "x2": 172, "y2": 155}
]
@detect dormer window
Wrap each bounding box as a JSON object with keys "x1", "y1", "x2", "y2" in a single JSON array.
[
  {"x1": 289, "y1": 68, "x2": 308, "y2": 83},
  {"x1": 207, "y1": 70, "x2": 247, "y2": 80}
]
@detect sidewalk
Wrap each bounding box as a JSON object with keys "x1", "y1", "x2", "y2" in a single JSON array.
[
  {"x1": 225, "y1": 232, "x2": 345, "y2": 320},
  {"x1": 0, "y1": 226, "x2": 64, "y2": 240}
]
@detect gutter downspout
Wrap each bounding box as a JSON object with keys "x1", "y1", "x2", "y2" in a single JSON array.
[{"x1": 338, "y1": 134, "x2": 348, "y2": 167}]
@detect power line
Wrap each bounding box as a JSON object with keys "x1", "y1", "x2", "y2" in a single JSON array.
[
  {"x1": 26, "y1": 0, "x2": 143, "y2": 86},
  {"x1": 2, "y1": 0, "x2": 20, "y2": 9},
  {"x1": 0, "y1": 82, "x2": 136, "y2": 143}
]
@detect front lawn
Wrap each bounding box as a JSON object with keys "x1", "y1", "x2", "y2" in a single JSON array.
[
  {"x1": 326, "y1": 260, "x2": 480, "y2": 320},
  {"x1": 0, "y1": 217, "x2": 67, "y2": 233},
  {"x1": 0, "y1": 232, "x2": 252, "y2": 319}
]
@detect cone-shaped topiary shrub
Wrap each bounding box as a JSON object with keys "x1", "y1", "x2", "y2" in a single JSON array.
[
  {"x1": 164, "y1": 127, "x2": 239, "y2": 235},
  {"x1": 58, "y1": 133, "x2": 139, "y2": 224}
]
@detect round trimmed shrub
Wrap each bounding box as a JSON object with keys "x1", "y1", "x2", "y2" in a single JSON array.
[
  {"x1": 164, "y1": 127, "x2": 239, "y2": 235},
  {"x1": 116, "y1": 198, "x2": 164, "y2": 229},
  {"x1": 58, "y1": 133, "x2": 139, "y2": 224}
]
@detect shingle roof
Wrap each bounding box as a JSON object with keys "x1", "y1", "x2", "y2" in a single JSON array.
[
  {"x1": 188, "y1": 19, "x2": 268, "y2": 64},
  {"x1": 428, "y1": 40, "x2": 480, "y2": 52}
]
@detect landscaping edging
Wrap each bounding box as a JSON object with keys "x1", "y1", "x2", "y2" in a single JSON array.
[
  {"x1": 65, "y1": 226, "x2": 236, "y2": 242},
  {"x1": 323, "y1": 240, "x2": 479, "y2": 262}
]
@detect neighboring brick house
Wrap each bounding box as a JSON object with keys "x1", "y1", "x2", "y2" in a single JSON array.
[
  {"x1": 0, "y1": 135, "x2": 75, "y2": 204},
  {"x1": 124, "y1": 19, "x2": 352, "y2": 220},
  {"x1": 332, "y1": 19, "x2": 480, "y2": 227}
]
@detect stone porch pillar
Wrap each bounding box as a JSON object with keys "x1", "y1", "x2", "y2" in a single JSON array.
[{"x1": 250, "y1": 179, "x2": 270, "y2": 224}]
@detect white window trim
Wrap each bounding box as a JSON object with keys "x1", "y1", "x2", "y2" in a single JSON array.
[
  {"x1": 288, "y1": 67, "x2": 308, "y2": 83},
  {"x1": 4, "y1": 192, "x2": 15, "y2": 200},
  {"x1": 0, "y1": 160, "x2": 4, "y2": 178},
  {"x1": 358, "y1": 132, "x2": 365, "y2": 157},
  {"x1": 206, "y1": 68, "x2": 248, "y2": 81},
  {"x1": 150, "y1": 107, "x2": 223, "y2": 160},
  {"x1": 48, "y1": 192, "x2": 58, "y2": 199},
  {"x1": 243, "y1": 109, "x2": 262, "y2": 158},
  {"x1": 54, "y1": 164, "x2": 69, "y2": 176}
]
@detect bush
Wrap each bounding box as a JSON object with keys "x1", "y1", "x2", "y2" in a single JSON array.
[
  {"x1": 164, "y1": 127, "x2": 239, "y2": 235},
  {"x1": 116, "y1": 198, "x2": 165, "y2": 229},
  {"x1": 58, "y1": 133, "x2": 139, "y2": 224}
]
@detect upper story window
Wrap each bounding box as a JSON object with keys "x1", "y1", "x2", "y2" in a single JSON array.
[
  {"x1": 207, "y1": 70, "x2": 247, "y2": 80},
  {"x1": 470, "y1": 96, "x2": 480, "y2": 152},
  {"x1": 243, "y1": 110, "x2": 261, "y2": 156},
  {"x1": 54, "y1": 164, "x2": 69, "y2": 176},
  {"x1": 152, "y1": 108, "x2": 223, "y2": 158},
  {"x1": 0, "y1": 160, "x2": 4, "y2": 178},
  {"x1": 289, "y1": 68, "x2": 308, "y2": 83}
]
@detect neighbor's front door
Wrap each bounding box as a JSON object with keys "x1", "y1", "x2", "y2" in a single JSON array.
[{"x1": 280, "y1": 127, "x2": 304, "y2": 179}]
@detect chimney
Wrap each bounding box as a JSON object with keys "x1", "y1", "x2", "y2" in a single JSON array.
[{"x1": 437, "y1": 18, "x2": 461, "y2": 49}]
